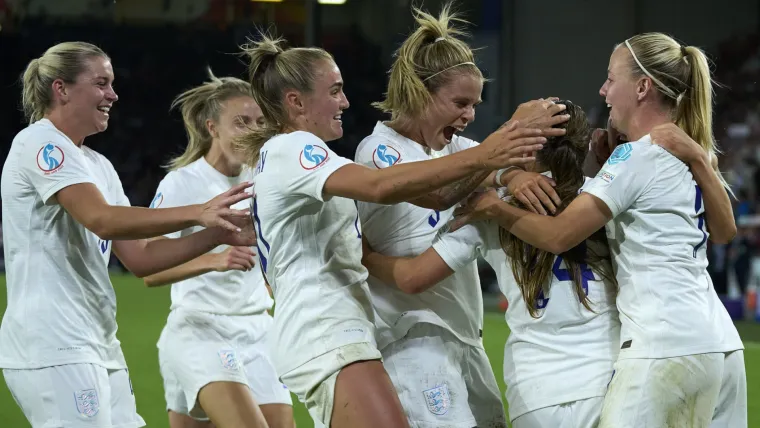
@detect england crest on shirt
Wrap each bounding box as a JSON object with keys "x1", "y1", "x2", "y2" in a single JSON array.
[
  {"x1": 422, "y1": 384, "x2": 451, "y2": 415},
  {"x1": 75, "y1": 389, "x2": 100, "y2": 418}
]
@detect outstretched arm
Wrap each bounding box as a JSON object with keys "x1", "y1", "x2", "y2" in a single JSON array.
[{"x1": 362, "y1": 242, "x2": 454, "y2": 294}]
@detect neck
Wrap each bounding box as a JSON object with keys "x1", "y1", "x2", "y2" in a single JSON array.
[
  {"x1": 205, "y1": 143, "x2": 242, "y2": 177},
  {"x1": 624, "y1": 104, "x2": 673, "y2": 142},
  {"x1": 45, "y1": 110, "x2": 86, "y2": 147},
  {"x1": 387, "y1": 118, "x2": 428, "y2": 151}
]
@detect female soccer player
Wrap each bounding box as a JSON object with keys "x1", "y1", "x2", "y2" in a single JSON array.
[
  {"x1": 353, "y1": 4, "x2": 567, "y2": 427},
  {"x1": 362, "y1": 101, "x2": 621, "y2": 428},
  {"x1": 0, "y1": 42, "x2": 254, "y2": 428},
  {"x1": 235, "y1": 31, "x2": 547, "y2": 428},
  {"x1": 452, "y1": 33, "x2": 746, "y2": 428},
  {"x1": 143, "y1": 70, "x2": 294, "y2": 428}
]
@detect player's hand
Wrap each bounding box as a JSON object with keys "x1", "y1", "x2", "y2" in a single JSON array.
[
  {"x1": 476, "y1": 121, "x2": 547, "y2": 170},
  {"x1": 510, "y1": 98, "x2": 570, "y2": 137},
  {"x1": 590, "y1": 118, "x2": 627, "y2": 165},
  {"x1": 212, "y1": 246, "x2": 257, "y2": 272},
  {"x1": 651, "y1": 123, "x2": 708, "y2": 165},
  {"x1": 506, "y1": 171, "x2": 561, "y2": 215},
  {"x1": 211, "y1": 215, "x2": 257, "y2": 247},
  {"x1": 450, "y1": 189, "x2": 504, "y2": 231},
  {"x1": 198, "y1": 182, "x2": 252, "y2": 232}
]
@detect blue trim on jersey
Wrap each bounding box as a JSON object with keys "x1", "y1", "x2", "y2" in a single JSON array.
[
  {"x1": 253, "y1": 197, "x2": 270, "y2": 272},
  {"x1": 693, "y1": 185, "x2": 707, "y2": 258}
]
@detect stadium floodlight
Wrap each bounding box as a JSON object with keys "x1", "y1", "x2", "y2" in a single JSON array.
[{"x1": 318, "y1": 0, "x2": 347, "y2": 4}]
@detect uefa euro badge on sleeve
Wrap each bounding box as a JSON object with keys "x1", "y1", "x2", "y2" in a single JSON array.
[
  {"x1": 372, "y1": 144, "x2": 401, "y2": 168},
  {"x1": 606, "y1": 142, "x2": 633, "y2": 165},
  {"x1": 423, "y1": 384, "x2": 451, "y2": 416},
  {"x1": 218, "y1": 349, "x2": 240, "y2": 371},
  {"x1": 75, "y1": 389, "x2": 100, "y2": 418}
]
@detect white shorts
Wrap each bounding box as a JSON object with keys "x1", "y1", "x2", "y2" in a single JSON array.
[
  {"x1": 511, "y1": 397, "x2": 603, "y2": 428},
  {"x1": 280, "y1": 342, "x2": 382, "y2": 427},
  {"x1": 157, "y1": 310, "x2": 292, "y2": 420},
  {"x1": 599, "y1": 350, "x2": 747, "y2": 428},
  {"x1": 3, "y1": 364, "x2": 145, "y2": 428},
  {"x1": 382, "y1": 323, "x2": 507, "y2": 428}
]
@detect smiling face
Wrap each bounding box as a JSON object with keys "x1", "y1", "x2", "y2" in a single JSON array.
[
  {"x1": 54, "y1": 55, "x2": 118, "y2": 138},
  {"x1": 599, "y1": 46, "x2": 641, "y2": 137},
  {"x1": 417, "y1": 72, "x2": 483, "y2": 151},
  {"x1": 298, "y1": 60, "x2": 350, "y2": 142}
]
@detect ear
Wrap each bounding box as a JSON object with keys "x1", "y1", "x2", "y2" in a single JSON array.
[
  {"x1": 284, "y1": 90, "x2": 305, "y2": 114},
  {"x1": 206, "y1": 118, "x2": 218, "y2": 139},
  {"x1": 636, "y1": 77, "x2": 653, "y2": 101},
  {"x1": 51, "y1": 79, "x2": 69, "y2": 103}
]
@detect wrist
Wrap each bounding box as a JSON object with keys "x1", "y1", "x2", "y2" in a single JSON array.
[{"x1": 496, "y1": 167, "x2": 524, "y2": 187}]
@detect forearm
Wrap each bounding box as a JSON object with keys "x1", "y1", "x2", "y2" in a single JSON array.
[
  {"x1": 96, "y1": 205, "x2": 200, "y2": 240},
  {"x1": 143, "y1": 252, "x2": 217, "y2": 287},
  {"x1": 691, "y1": 157, "x2": 737, "y2": 243},
  {"x1": 373, "y1": 151, "x2": 484, "y2": 204},
  {"x1": 409, "y1": 170, "x2": 493, "y2": 210},
  {"x1": 124, "y1": 229, "x2": 219, "y2": 278},
  {"x1": 491, "y1": 202, "x2": 562, "y2": 252}
]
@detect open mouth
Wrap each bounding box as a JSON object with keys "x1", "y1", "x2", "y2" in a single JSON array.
[
  {"x1": 97, "y1": 105, "x2": 111, "y2": 118},
  {"x1": 333, "y1": 113, "x2": 342, "y2": 124},
  {"x1": 443, "y1": 126, "x2": 457, "y2": 142}
]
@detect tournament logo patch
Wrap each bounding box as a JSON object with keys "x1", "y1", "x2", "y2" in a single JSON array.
[
  {"x1": 299, "y1": 144, "x2": 329, "y2": 170},
  {"x1": 74, "y1": 389, "x2": 100, "y2": 418},
  {"x1": 422, "y1": 384, "x2": 451, "y2": 416},
  {"x1": 606, "y1": 143, "x2": 632, "y2": 165},
  {"x1": 149, "y1": 192, "x2": 164, "y2": 208},
  {"x1": 372, "y1": 144, "x2": 401, "y2": 168},
  {"x1": 598, "y1": 169, "x2": 616, "y2": 183},
  {"x1": 218, "y1": 349, "x2": 240, "y2": 371},
  {"x1": 36, "y1": 143, "x2": 65, "y2": 174}
]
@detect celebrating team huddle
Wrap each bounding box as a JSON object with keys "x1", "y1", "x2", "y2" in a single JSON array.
[{"x1": 0, "y1": 1, "x2": 748, "y2": 427}]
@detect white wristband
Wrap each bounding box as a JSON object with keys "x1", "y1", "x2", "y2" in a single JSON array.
[{"x1": 494, "y1": 166, "x2": 520, "y2": 187}]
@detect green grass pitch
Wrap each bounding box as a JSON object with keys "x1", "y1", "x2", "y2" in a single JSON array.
[{"x1": 0, "y1": 274, "x2": 758, "y2": 427}]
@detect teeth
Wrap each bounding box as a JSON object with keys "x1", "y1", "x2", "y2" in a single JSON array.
[
  {"x1": 98, "y1": 106, "x2": 110, "y2": 112},
  {"x1": 607, "y1": 104, "x2": 612, "y2": 108}
]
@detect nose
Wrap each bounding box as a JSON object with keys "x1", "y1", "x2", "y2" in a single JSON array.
[
  {"x1": 107, "y1": 85, "x2": 119, "y2": 102},
  {"x1": 599, "y1": 82, "x2": 608, "y2": 98},
  {"x1": 340, "y1": 91, "x2": 349, "y2": 110},
  {"x1": 462, "y1": 105, "x2": 475, "y2": 123}
]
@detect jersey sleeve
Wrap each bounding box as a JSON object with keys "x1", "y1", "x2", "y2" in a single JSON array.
[
  {"x1": 354, "y1": 135, "x2": 416, "y2": 169},
  {"x1": 104, "y1": 159, "x2": 131, "y2": 208},
  {"x1": 149, "y1": 173, "x2": 185, "y2": 239},
  {"x1": 19, "y1": 133, "x2": 96, "y2": 204},
  {"x1": 432, "y1": 223, "x2": 484, "y2": 271},
  {"x1": 266, "y1": 131, "x2": 353, "y2": 202},
  {"x1": 580, "y1": 141, "x2": 655, "y2": 218}
]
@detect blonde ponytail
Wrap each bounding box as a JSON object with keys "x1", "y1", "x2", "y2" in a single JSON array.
[{"x1": 373, "y1": 1, "x2": 481, "y2": 120}]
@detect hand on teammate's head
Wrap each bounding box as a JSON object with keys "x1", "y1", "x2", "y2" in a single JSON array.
[{"x1": 510, "y1": 98, "x2": 570, "y2": 138}]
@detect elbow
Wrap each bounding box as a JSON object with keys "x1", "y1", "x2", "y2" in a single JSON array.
[
  {"x1": 370, "y1": 182, "x2": 399, "y2": 205},
  {"x1": 546, "y1": 234, "x2": 575, "y2": 255},
  {"x1": 711, "y1": 226, "x2": 737, "y2": 245},
  {"x1": 87, "y1": 215, "x2": 117, "y2": 241},
  {"x1": 396, "y1": 274, "x2": 431, "y2": 295}
]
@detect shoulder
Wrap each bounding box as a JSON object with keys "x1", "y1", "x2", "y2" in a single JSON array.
[{"x1": 355, "y1": 133, "x2": 404, "y2": 168}]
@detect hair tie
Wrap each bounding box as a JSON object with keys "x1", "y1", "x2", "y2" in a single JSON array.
[
  {"x1": 681, "y1": 45, "x2": 688, "y2": 57},
  {"x1": 434, "y1": 37, "x2": 445, "y2": 43}
]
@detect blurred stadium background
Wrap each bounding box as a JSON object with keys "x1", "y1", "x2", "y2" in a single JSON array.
[{"x1": 1, "y1": 0, "x2": 760, "y2": 426}]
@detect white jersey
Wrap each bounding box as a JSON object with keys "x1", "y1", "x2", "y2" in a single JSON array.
[
  {"x1": 433, "y1": 220, "x2": 620, "y2": 420},
  {"x1": 150, "y1": 158, "x2": 272, "y2": 316},
  {"x1": 252, "y1": 131, "x2": 376, "y2": 375},
  {"x1": 0, "y1": 118, "x2": 129, "y2": 369},
  {"x1": 355, "y1": 122, "x2": 483, "y2": 349},
  {"x1": 581, "y1": 136, "x2": 743, "y2": 359}
]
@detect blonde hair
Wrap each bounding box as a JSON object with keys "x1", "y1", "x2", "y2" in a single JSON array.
[
  {"x1": 372, "y1": 1, "x2": 482, "y2": 120},
  {"x1": 166, "y1": 68, "x2": 252, "y2": 171},
  {"x1": 622, "y1": 32, "x2": 732, "y2": 192},
  {"x1": 21, "y1": 42, "x2": 108, "y2": 123},
  {"x1": 234, "y1": 32, "x2": 334, "y2": 167}
]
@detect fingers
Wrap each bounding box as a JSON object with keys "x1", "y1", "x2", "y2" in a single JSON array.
[
  {"x1": 222, "y1": 181, "x2": 253, "y2": 196},
  {"x1": 546, "y1": 113, "x2": 571, "y2": 127},
  {"x1": 221, "y1": 192, "x2": 253, "y2": 208},
  {"x1": 547, "y1": 103, "x2": 567, "y2": 115},
  {"x1": 230, "y1": 254, "x2": 255, "y2": 270},
  {"x1": 515, "y1": 192, "x2": 540, "y2": 214},
  {"x1": 538, "y1": 177, "x2": 562, "y2": 207},
  {"x1": 449, "y1": 215, "x2": 469, "y2": 232},
  {"x1": 507, "y1": 156, "x2": 537, "y2": 167}
]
